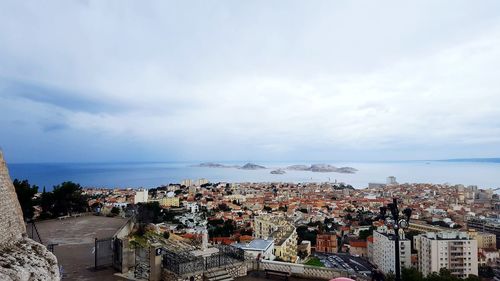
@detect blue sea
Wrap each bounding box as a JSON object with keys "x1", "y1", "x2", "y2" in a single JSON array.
[{"x1": 6, "y1": 160, "x2": 500, "y2": 191}]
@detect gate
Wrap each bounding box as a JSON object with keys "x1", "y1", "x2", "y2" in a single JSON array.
[
  {"x1": 95, "y1": 237, "x2": 113, "y2": 269},
  {"x1": 113, "y1": 238, "x2": 123, "y2": 272}
]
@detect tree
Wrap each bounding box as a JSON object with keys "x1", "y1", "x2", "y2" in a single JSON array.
[
  {"x1": 401, "y1": 267, "x2": 424, "y2": 281},
  {"x1": 13, "y1": 179, "x2": 39, "y2": 220},
  {"x1": 136, "y1": 202, "x2": 163, "y2": 235},
  {"x1": 51, "y1": 181, "x2": 88, "y2": 216},
  {"x1": 358, "y1": 227, "x2": 374, "y2": 240},
  {"x1": 478, "y1": 265, "x2": 494, "y2": 278},
  {"x1": 111, "y1": 206, "x2": 120, "y2": 216}
]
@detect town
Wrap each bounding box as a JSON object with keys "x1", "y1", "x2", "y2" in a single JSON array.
[{"x1": 74, "y1": 177, "x2": 499, "y2": 280}]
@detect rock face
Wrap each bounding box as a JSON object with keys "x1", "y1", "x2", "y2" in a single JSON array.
[
  {"x1": 0, "y1": 150, "x2": 25, "y2": 245},
  {"x1": 0, "y1": 238, "x2": 60, "y2": 281},
  {"x1": 0, "y1": 150, "x2": 60, "y2": 281}
]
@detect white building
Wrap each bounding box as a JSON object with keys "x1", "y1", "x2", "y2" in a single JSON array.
[
  {"x1": 232, "y1": 239, "x2": 275, "y2": 260},
  {"x1": 415, "y1": 231, "x2": 478, "y2": 279},
  {"x1": 181, "y1": 179, "x2": 193, "y2": 186},
  {"x1": 387, "y1": 176, "x2": 398, "y2": 185},
  {"x1": 186, "y1": 202, "x2": 199, "y2": 213},
  {"x1": 133, "y1": 189, "x2": 149, "y2": 204},
  {"x1": 372, "y1": 230, "x2": 411, "y2": 275},
  {"x1": 195, "y1": 178, "x2": 209, "y2": 186}
]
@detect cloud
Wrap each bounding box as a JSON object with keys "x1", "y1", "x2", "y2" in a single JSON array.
[{"x1": 1, "y1": 1, "x2": 500, "y2": 162}]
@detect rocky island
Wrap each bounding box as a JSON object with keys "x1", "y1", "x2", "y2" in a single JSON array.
[
  {"x1": 192, "y1": 162, "x2": 238, "y2": 168},
  {"x1": 239, "y1": 163, "x2": 266, "y2": 170},
  {"x1": 286, "y1": 164, "x2": 358, "y2": 174},
  {"x1": 270, "y1": 169, "x2": 286, "y2": 174}
]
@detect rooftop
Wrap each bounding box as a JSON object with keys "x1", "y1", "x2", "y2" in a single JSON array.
[{"x1": 233, "y1": 239, "x2": 274, "y2": 251}]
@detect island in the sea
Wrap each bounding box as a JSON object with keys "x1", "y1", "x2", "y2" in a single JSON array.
[
  {"x1": 270, "y1": 169, "x2": 286, "y2": 174},
  {"x1": 192, "y1": 162, "x2": 357, "y2": 174},
  {"x1": 239, "y1": 163, "x2": 266, "y2": 170},
  {"x1": 191, "y1": 162, "x2": 238, "y2": 168},
  {"x1": 286, "y1": 164, "x2": 357, "y2": 174}
]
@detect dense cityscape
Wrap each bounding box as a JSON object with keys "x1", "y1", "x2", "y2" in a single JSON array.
[{"x1": 9, "y1": 158, "x2": 498, "y2": 281}]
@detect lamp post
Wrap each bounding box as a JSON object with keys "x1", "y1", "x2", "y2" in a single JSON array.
[{"x1": 379, "y1": 198, "x2": 412, "y2": 281}]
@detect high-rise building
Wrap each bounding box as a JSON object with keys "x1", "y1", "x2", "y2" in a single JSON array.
[
  {"x1": 415, "y1": 231, "x2": 478, "y2": 279},
  {"x1": 133, "y1": 189, "x2": 149, "y2": 204},
  {"x1": 181, "y1": 179, "x2": 193, "y2": 187},
  {"x1": 195, "y1": 178, "x2": 209, "y2": 186},
  {"x1": 387, "y1": 176, "x2": 398, "y2": 185},
  {"x1": 372, "y1": 230, "x2": 411, "y2": 275}
]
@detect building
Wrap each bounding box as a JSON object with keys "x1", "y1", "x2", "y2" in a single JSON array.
[
  {"x1": 467, "y1": 218, "x2": 500, "y2": 249},
  {"x1": 195, "y1": 178, "x2": 209, "y2": 186},
  {"x1": 133, "y1": 189, "x2": 149, "y2": 204},
  {"x1": 232, "y1": 239, "x2": 275, "y2": 260},
  {"x1": 253, "y1": 214, "x2": 298, "y2": 262},
  {"x1": 409, "y1": 221, "x2": 449, "y2": 233},
  {"x1": 468, "y1": 229, "x2": 496, "y2": 250},
  {"x1": 159, "y1": 196, "x2": 180, "y2": 207},
  {"x1": 273, "y1": 226, "x2": 298, "y2": 263},
  {"x1": 349, "y1": 240, "x2": 368, "y2": 257},
  {"x1": 415, "y1": 231, "x2": 478, "y2": 279},
  {"x1": 372, "y1": 230, "x2": 411, "y2": 275},
  {"x1": 387, "y1": 176, "x2": 398, "y2": 185},
  {"x1": 316, "y1": 233, "x2": 338, "y2": 254},
  {"x1": 180, "y1": 179, "x2": 193, "y2": 187}
]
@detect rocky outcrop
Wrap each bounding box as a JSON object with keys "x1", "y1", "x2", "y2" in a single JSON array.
[
  {"x1": 0, "y1": 151, "x2": 25, "y2": 245},
  {"x1": 270, "y1": 169, "x2": 286, "y2": 174},
  {"x1": 0, "y1": 238, "x2": 60, "y2": 281},
  {"x1": 239, "y1": 163, "x2": 266, "y2": 170},
  {"x1": 0, "y1": 150, "x2": 60, "y2": 280},
  {"x1": 286, "y1": 164, "x2": 358, "y2": 173}
]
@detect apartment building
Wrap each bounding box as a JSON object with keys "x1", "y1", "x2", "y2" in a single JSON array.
[
  {"x1": 133, "y1": 189, "x2": 149, "y2": 204},
  {"x1": 468, "y1": 229, "x2": 496, "y2": 250},
  {"x1": 316, "y1": 233, "x2": 338, "y2": 253},
  {"x1": 253, "y1": 214, "x2": 298, "y2": 262},
  {"x1": 372, "y1": 230, "x2": 411, "y2": 275},
  {"x1": 416, "y1": 231, "x2": 478, "y2": 279},
  {"x1": 467, "y1": 218, "x2": 500, "y2": 249}
]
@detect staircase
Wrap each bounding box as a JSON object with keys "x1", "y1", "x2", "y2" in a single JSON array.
[{"x1": 204, "y1": 268, "x2": 234, "y2": 281}]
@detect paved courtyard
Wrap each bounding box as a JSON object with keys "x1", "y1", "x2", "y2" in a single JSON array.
[{"x1": 31, "y1": 215, "x2": 128, "y2": 281}]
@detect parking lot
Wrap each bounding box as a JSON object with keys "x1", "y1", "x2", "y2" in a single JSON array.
[{"x1": 315, "y1": 252, "x2": 374, "y2": 277}]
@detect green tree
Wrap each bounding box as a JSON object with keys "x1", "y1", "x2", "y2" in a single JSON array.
[
  {"x1": 478, "y1": 265, "x2": 494, "y2": 278},
  {"x1": 401, "y1": 267, "x2": 424, "y2": 281},
  {"x1": 51, "y1": 181, "x2": 88, "y2": 216},
  {"x1": 136, "y1": 202, "x2": 162, "y2": 235},
  {"x1": 358, "y1": 227, "x2": 374, "y2": 240},
  {"x1": 111, "y1": 206, "x2": 120, "y2": 216},
  {"x1": 13, "y1": 179, "x2": 39, "y2": 220}
]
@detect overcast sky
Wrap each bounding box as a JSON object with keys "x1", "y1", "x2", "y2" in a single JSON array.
[{"x1": 1, "y1": 1, "x2": 500, "y2": 163}]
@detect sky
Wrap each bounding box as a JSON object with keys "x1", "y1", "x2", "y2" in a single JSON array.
[{"x1": 1, "y1": 1, "x2": 500, "y2": 163}]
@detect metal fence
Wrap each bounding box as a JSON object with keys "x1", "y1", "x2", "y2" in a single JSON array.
[
  {"x1": 162, "y1": 244, "x2": 245, "y2": 276},
  {"x1": 26, "y1": 221, "x2": 43, "y2": 244}
]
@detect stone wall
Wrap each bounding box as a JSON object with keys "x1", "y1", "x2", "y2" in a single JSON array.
[
  {"x1": 0, "y1": 150, "x2": 60, "y2": 280},
  {"x1": 0, "y1": 150, "x2": 26, "y2": 246}
]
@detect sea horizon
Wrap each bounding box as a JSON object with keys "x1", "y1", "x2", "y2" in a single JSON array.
[{"x1": 7, "y1": 159, "x2": 500, "y2": 192}]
